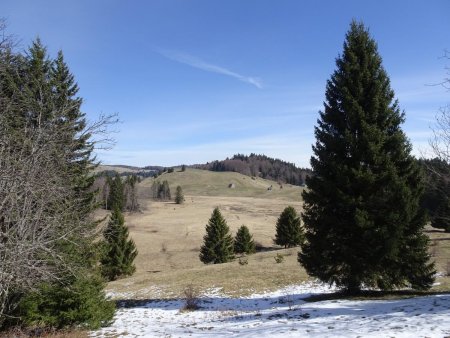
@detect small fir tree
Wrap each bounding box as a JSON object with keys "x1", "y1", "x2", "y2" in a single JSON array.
[
  {"x1": 199, "y1": 207, "x2": 235, "y2": 264},
  {"x1": 299, "y1": 21, "x2": 435, "y2": 292},
  {"x1": 101, "y1": 208, "x2": 138, "y2": 281},
  {"x1": 274, "y1": 206, "x2": 304, "y2": 248},
  {"x1": 107, "y1": 174, "x2": 125, "y2": 211},
  {"x1": 175, "y1": 185, "x2": 185, "y2": 204},
  {"x1": 234, "y1": 225, "x2": 256, "y2": 254}
]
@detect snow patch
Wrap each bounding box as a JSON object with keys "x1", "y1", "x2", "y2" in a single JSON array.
[{"x1": 92, "y1": 282, "x2": 450, "y2": 337}]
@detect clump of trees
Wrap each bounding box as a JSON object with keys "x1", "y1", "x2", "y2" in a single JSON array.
[
  {"x1": 94, "y1": 173, "x2": 139, "y2": 212},
  {"x1": 151, "y1": 180, "x2": 171, "y2": 200},
  {"x1": 274, "y1": 206, "x2": 304, "y2": 248},
  {"x1": 0, "y1": 26, "x2": 116, "y2": 329},
  {"x1": 200, "y1": 208, "x2": 235, "y2": 264},
  {"x1": 195, "y1": 154, "x2": 312, "y2": 186},
  {"x1": 101, "y1": 208, "x2": 138, "y2": 281},
  {"x1": 234, "y1": 225, "x2": 256, "y2": 255},
  {"x1": 299, "y1": 21, "x2": 435, "y2": 293},
  {"x1": 425, "y1": 52, "x2": 450, "y2": 232},
  {"x1": 420, "y1": 158, "x2": 450, "y2": 232}
]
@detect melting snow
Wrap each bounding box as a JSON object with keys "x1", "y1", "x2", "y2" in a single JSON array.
[{"x1": 92, "y1": 282, "x2": 450, "y2": 337}]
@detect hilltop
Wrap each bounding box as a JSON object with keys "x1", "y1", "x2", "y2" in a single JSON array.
[
  {"x1": 140, "y1": 167, "x2": 303, "y2": 200},
  {"x1": 96, "y1": 153, "x2": 313, "y2": 186},
  {"x1": 194, "y1": 154, "x2": 312, "y2": 186}
]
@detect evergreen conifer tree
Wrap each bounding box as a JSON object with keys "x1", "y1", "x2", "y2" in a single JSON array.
[
  {"x1": 0, "y1": 38, "x2": 115, "y2": 328},
  {"x1": 107, "y1": 174, "x2": 125, "y2": 211},
  {"x1": 199, "y1": 207, "x2": 235, "y2": 264},
  {"x1": 274, "y1": 206, "x2": 304, "y2": 248},
  {"x1": 15, "y1": 275, "x2": 114, "y2": 329},
  {"x1": 175, "y1": 186, "x2": 185, "y2": 204},
  {"x1": 101, "y1": 208, "x2": 138, "y2": 281},
  {"x1": 234, "y1": 225, "x2": 256, "y2": 254},
  {"x1": 299, "y1": 21, "x2": 435, "y2": 292}
]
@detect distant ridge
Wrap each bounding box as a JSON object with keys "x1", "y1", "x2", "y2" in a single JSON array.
[{"x1": 193, "y1": 154, "x2": 312, "y2": 186}]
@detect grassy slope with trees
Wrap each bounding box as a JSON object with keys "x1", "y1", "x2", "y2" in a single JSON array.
[{"x1": 194, "y1": 153, "x2": 312, "y2": 186}]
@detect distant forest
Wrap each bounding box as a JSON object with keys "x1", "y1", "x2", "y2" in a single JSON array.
[{"x1": 194, "y1": 154, "x2": 312, "y2": 186}]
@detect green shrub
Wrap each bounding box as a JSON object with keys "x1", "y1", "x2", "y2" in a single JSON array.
[
  {"x1": 274, "y1": 253, "x2": 284, "y2": 264},
  {"x1": 16, "y1": 274, "x2": 115, "y2": 329}
]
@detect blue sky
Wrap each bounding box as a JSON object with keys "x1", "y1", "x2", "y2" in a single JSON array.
[{"x1": 1, "y1": 1, "x2": 449, "y2": 167}]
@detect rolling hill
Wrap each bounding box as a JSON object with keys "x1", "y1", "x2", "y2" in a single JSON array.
[{"x1": 139, "y1": 168, "x2": 304, "y2": 201}]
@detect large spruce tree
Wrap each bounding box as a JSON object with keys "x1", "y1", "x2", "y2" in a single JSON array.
[
  {"x1": 299, "y1": 21, "x2": 435, "y2": 292},
  {"x1": 199, "y1": 207, "x2": 235, "y2": 264}
]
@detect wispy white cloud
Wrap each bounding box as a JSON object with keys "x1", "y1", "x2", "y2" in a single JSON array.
[{"x1": 155, "y1": 47, "x2": 263, "y2": 89}]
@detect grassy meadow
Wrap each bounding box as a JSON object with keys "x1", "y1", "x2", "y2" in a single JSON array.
[{"x1": 103, "y1": 168, "x2": 450, "y2": 300}]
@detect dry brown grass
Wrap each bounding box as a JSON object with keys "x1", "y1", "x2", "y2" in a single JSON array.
[
  {"x1": 425, "y1": 226, "x2": 450, "y2": 291},
  {"x1": 104, "y1": 168, "x2": 450, "y2": 300},
  {"x1": 107, "y1": 192, "x2": 306, "y2": 299},
  {"x1": 103, "y1": 169, "x2": 306, "y2": 299}
]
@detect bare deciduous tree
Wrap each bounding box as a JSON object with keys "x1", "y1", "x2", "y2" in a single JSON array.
[
  {"x1": 0, "y1": 111, "x2": 117, "y2": 322},
  {"x1": 430, "y1": 51, "x2": 450, "y2": 161}
]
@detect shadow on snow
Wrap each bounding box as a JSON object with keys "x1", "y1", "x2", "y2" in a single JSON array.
[{"x1": 114, "y1": 291, "x2": 450, "y2": 323}]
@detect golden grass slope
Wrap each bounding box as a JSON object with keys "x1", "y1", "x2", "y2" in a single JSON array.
[{"x1": 140, "y1": 168, "x2": 303, "y2": 200}]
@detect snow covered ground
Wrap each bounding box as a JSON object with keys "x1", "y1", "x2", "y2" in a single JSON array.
[{"x1": 92, "y1": 282, "x2": 450, "y2": 337}]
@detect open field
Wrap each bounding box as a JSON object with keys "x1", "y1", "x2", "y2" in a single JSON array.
[
  {"x1": 106, "y1": 168, "x2": 307, "y2": 299},
  {"x1": 104, "y1": 168, "x2": 450, "y2": 300}
]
